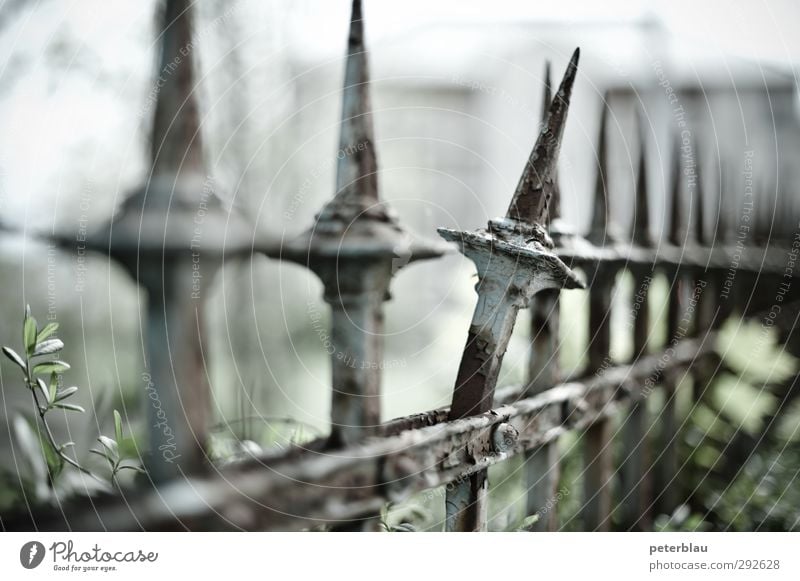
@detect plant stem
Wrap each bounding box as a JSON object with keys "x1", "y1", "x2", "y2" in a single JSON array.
[{"x1": 30, "y1": 382, "x2": 96, "y2": 479}]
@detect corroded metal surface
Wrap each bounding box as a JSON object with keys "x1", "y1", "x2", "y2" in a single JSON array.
[
  {"x1": 525, "y1": 64, "x2": 564, "y2": 531},
  {"x1": 620, "y1": 126, "x2": 655, "y2": 530},
  {"x1": 439, "y1": 49, "x2": 583, "y2": 531},
  {"x1": 274, "y1": 0, "x2": 449, "y2": 449},
  {"x1": 506, "y1": 50, "x2": 579, "y2": 225},
  {"x1": 8, "y1": 339, "x2": 716, "y2": 532}
]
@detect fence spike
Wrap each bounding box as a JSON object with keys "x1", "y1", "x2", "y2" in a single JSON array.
[
  {"x1": 715, "y1": 159, "x2": 732, "y2": 244},
  {"x1": 541, "y1": 61, "x2": 563, "y2": 224},
  {"x1": 149, "y1": 0, "x2": 204, "y2": 186},
  {"x1": 439, "y1": 49, "x2": 583, "y2": 531},
  {"x1": 668, "y1": 134, "x2": 685, "y2": 246},
  {"x1": 587, "y1": 95, "x2": 614, "y2": 244},
  {"x1": 693, "y1": 140, "x2": 705, "y2": 246},
  {"x1": 541, "y1": 61, "x2": 553, "y2": 117},
  {"x1": 75, "y1": 0, "x2": 264, "y2": 482},
  {"x1": 317, "y1": 0, "x2": 381, "y2": 224},
  {"x1": 506, "y1": 48, "x2": 579, "y2": 226},
  {"x1": 632, "y1": 112, "x2": 652, "y2": 247},
  {"x1": 277, "y1": 0, "x2": 448, "y2": 454},
  {"x1": 752, "y1": 179, "x2": 770, "y2": 245}
]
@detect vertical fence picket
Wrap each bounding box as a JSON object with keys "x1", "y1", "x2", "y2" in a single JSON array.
[
  {"x1": 278, "y1": 0, "x2": 445, "y2": 450},
  {"x1": 580, "y1": 98, "x2": 617, "y2": 532},
  {"x1": 619, "y1": 122, "x2": 653, "y2": 530},
  {"x1": 439, "y1": 52, "x2": 583, "y2": 531},
  {"x1": 524, "y1": 63, "x2": 563, "y2": 531},
  {"x1": 85, "y1": 0, "x2": 262, "y2": 482},
  {"x1": 273, "y1": 0, "x2": 446, "y2": 527},
  {"x1": 655, "y1": 136, "x2": 689, "y2": 515}
]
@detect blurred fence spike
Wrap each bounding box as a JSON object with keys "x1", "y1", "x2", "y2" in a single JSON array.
[
  {"x1": 668, "y1": 135, "x2": 685, "y2": 246},
  {"x1": 752, "y1": 180, "x2": 771, "y2": 245},
  {"x1": 632, "y1": 114, "x2": 652, "y2": 247},
  {"x1": 693, "y1": 141, "x2": 705, "y2": 246},
  {"x1": 150, "y1": 0, "x2": 203, "y2": 184},
  {"x1": 506, "y1": 49, "x2": 579, "y2": 226},
  {"x1": 541, "y1": 61, "x2": 563, "y2": 224},
  {"x1": 715, "y1": 160, "x2": 733, "y2": 245},
  {"x1": 587, "y1": 95, "x2": 614, "y2": 245},
  {"x1": 80, "y1": 0, "x2": 268, "y2": 482}
]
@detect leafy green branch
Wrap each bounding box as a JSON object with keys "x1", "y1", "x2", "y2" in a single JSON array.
[
  {"x1": 2, "y1": 306, "x2": 90, "y2": 482},
  {"x1": 90, "y1": 410, "x2": 146, "y2": 489},
  {"x1": 3, "y1": 305, "x2": 145, "y2": 492}
]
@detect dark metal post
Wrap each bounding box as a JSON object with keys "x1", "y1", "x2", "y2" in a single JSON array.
[
  {"x1": 580, "y1": 98, "x2": 619, "y2": 531},
  {"x1": 656, "y1": 136, "x2": 689, "y2": 515},
  {"x1": 620, "y1": 123, "x2": 654, "y2": 530}
]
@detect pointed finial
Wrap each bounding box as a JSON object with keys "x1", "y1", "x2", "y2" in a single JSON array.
[
  {"x1": 668, "y1": 134, "x2": 684, "y2": 245},
  {"x1": 693, "y1": 143, "x2": 705, "y2": 246},
  {"x1": 756, "y1": 180, "x2": 777, "y2": 244},
  {"x1": 318, "y1": 0, "x2": 381, "y2": 224},
  {"x1": 541, "y1": 61, "x2": 562, "y2": 223},
  {"x1": 587, "y1": 94, "x2": 613, "y2": 244},
  {"x1": 541, "y1": 61, "x2": 553, "y2": 117},
  {"x1": 632, "y1": 112, "x2": 652, "y2": 247},
  {"x1": 506, "y1": 48, "x2": 579, "y2": 226},
  {"x1": 714, "y1": 159, "x2": 732, "y2": 244},
  {"x1": 150, "y1": 0, "x2": 205, "y2": 190}
]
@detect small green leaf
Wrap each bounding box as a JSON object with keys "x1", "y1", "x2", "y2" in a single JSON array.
[
  {"x1": 36, "y1": 322, "x2": 59, "y2": 343},
  {"x1": 117, "y1": 436, "x2": 140, "y2": 459},
  {"x1": 52, "y1": 403, "x2": 85, "y2": 413},
  {"x1": 32, "y1": 361, "x2": 70, "y2": 376},
  {"x1": 2, "y1": 347, "x2": 27, "y2": 373},
  {"x1": 97, "y1": 435, "x2": 119, "y2": 462},
  {"x1": 48, "y1": 373, "x2": 58, "y2": 402},
  {"x1": 59, "y1": 442, "x2": 76, "y2": 451},
  {"x1": 36, "y1": 428, "x2": 63, "y2": 480},
  {"x1": 114, "y1": 410, "x2": 123, "y2": 443},
  {"x1": 23, "y1": 310, "x2": 37, "y2": 357},
  {"x1": 33, "y1": 338, "x2": 64, "y2": 357},
  {"x1": 54, "y1": 386, "x2": 78, "y2": 402},
  {"x1": 36, "y1": 378, "x2": 50, "y2": 404}
]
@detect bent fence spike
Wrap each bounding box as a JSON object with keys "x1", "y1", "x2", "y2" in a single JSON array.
[{"x1": 439, "y1": 49, "x2": 583, "y2": 531}]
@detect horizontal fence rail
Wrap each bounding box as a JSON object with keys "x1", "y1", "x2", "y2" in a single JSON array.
[
  {"x1": 2, "y1": 0, "x2": 799, "y2": 534},
  {"x1": 6, "y1": 339, "x2": 715, "y2": 531}
]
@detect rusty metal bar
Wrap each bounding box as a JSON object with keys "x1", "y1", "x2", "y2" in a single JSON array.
[
  {"x1": 619, "y1": 121, "x2": 654, "y2": 530},
  {"x1": 524, "y1": 63, "x2": 563, "y2": 531},
  {"x1": 274, "y1": 0, "x2": 447, "y2": 452},
  {"x1": 439, "y1": 50, "x2": 582, "y2": 531},
  {"x1": 83, "y1": 0, "x2": 264, "y2": 482},
  {"x1": 579, "y1": 99, "x2": 621, "y2": 532},
  {"x1": 8, "y1": 338, "x2": 715, "y2": 532},
  {"x1": 654, "y1": 136, "x2": 690, "y2": 515}
]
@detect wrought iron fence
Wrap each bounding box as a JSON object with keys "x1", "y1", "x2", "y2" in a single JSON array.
[{"x1": 5, "y1": 0, "x2": 800, "y2": 532}]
